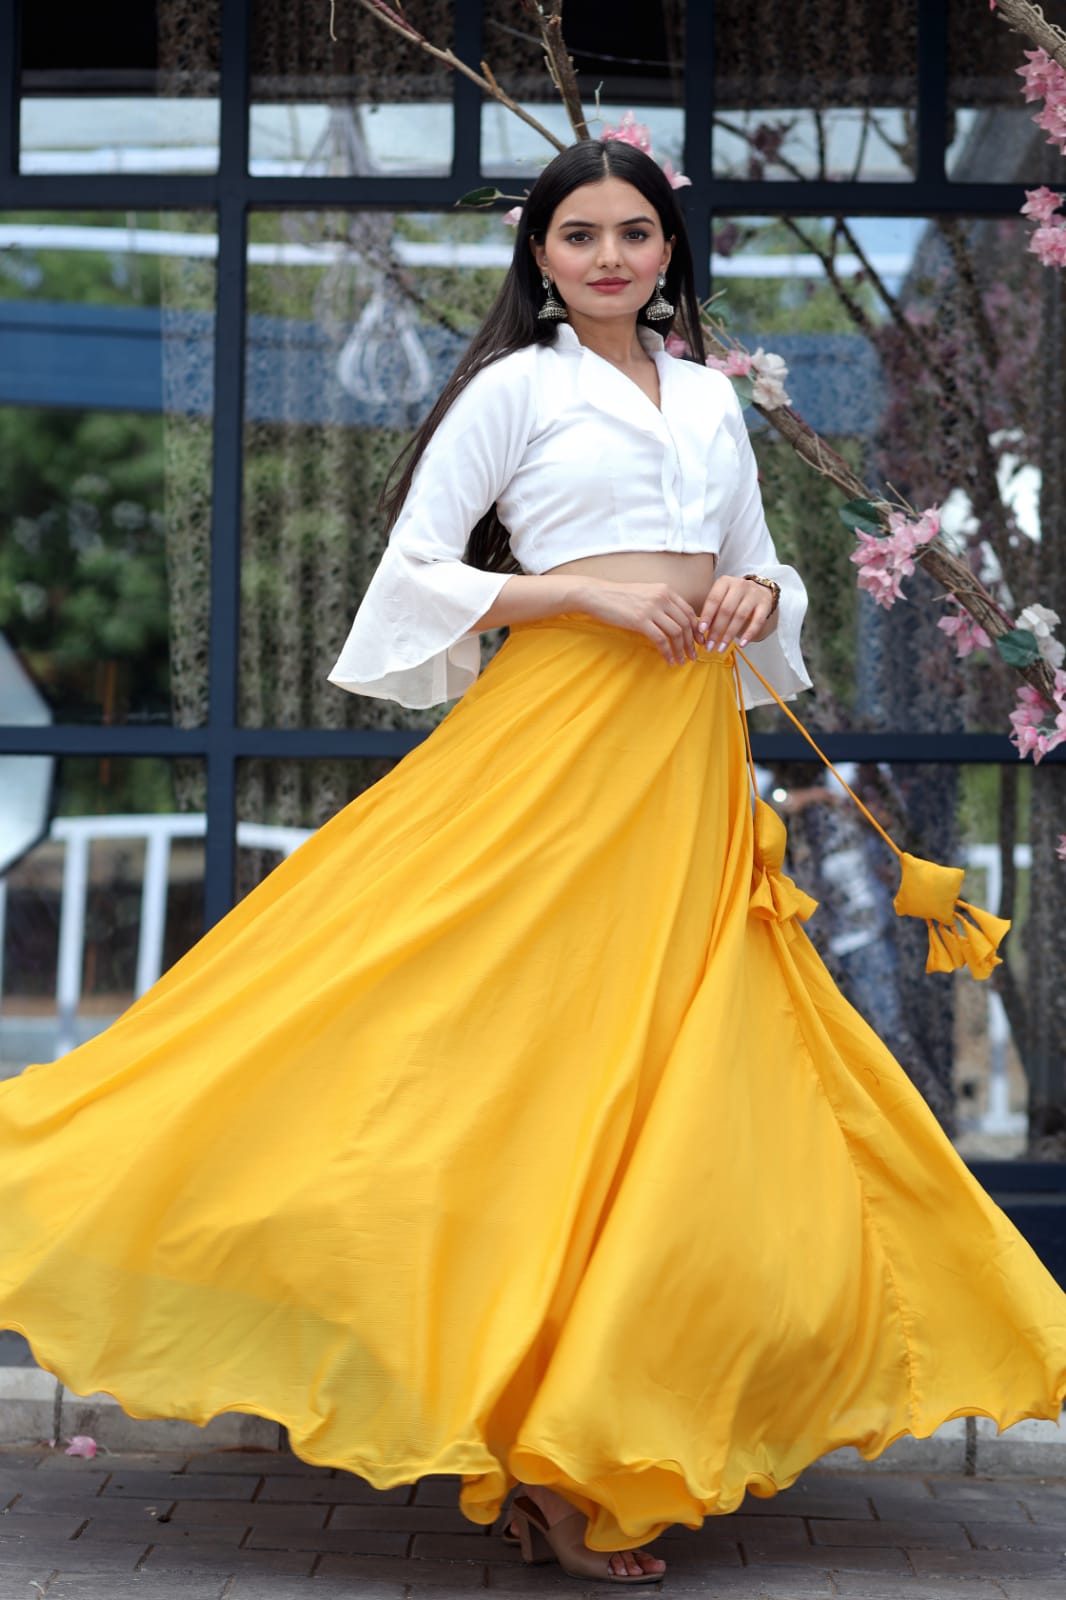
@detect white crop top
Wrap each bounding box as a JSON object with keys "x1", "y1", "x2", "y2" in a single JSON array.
[{"x1": 328, "y1": 323, "x2": 812, "y2": 710}]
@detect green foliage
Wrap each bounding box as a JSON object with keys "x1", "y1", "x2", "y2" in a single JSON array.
[
  {"x1": 996, "y1": 629, "x2": 1041, "y2": 669},
  {"x1": 838, "y1": 497, "x2": 884, "y2": 535},
  {"x1": 455, "y1": 187, "x2": 506, "y2": 208},
  {"x1": 0, "y1": 408, "x2": 171, "y2": 722},
  {"x1": 715, "y1": 219, "x2": 883, "y2": 336}
]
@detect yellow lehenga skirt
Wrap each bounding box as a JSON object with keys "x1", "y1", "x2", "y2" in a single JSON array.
[{"x1": 2, "y1": 613, "x2": 1066, "y2": 1552}]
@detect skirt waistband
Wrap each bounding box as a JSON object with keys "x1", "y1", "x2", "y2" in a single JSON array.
[{"x1": 509, "y1": 612, "x2": 739, "y2": 668}]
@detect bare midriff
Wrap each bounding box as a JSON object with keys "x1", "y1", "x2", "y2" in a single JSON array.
[{"x1": 541, "y1": 550, "x2": 718, "y2": 615}]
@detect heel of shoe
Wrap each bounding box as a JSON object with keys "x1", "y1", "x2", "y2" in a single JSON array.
[
  {"x1": 510, "y1": 1494, "x2": 555, "y2": 1566},
  {"x1": 511, "y1": 1492, "x2": 664, "y2": 1584}
]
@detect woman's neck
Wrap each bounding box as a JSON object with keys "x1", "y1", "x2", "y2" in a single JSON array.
[{"x1": 567, "y1": 313, "x2": 649, "y2": 369}]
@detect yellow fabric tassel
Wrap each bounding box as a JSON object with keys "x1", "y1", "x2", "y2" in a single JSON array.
[
  {"x1": 749, "y1": 798, "x2": 819, "y2": 925},
  {"x1": 733, "y1": 648, "x2": 1011, "y2": 982}
]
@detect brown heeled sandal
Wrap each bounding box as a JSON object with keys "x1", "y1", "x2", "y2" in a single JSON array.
[{"x1": 509, "y1": 1492, "x2": 665, "y2": 1583}]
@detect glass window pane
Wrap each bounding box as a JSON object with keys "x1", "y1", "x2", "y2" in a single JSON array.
[
  {"x1": 250, "y1": 0, "x2": 455, "y2": 176},
  {"x1": 241, "y1": 208, "x2": 509, "y2": 732},
  {"x1": 710, "y1": 212, "x2": 1056, "y2": 736},
  {"x1": 234, "y1": 759, "x2": 398, "y2": 899},
  {"x1": 712, "y1": 0, "x2": 918, "y2": 181},
  {"x1": 20, "y1": 2, "x2": 220, "y2": 174},
  {"x1": 948, "y1": 0, "x2": 1066, "y2": 183},
  {"x1": 0, "y1": 212, "x2": 215, "y2": 727},
  {"x1": 481, "y1": 0, "x2": 684, "y2": 178},
  {"x1": 0, "y1": 757, "x2": 206, "y2": 1077}
]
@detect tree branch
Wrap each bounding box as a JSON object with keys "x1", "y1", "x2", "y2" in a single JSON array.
[
  {"x1": 992, "y1": 0, "x2": 1066, "y2": 71},
  {"x1": 352, "y1": 0, "x2": 567, "y2": 152},
  {"x1": 522, "y1": 1, "x2": 590, "y2": 141}
]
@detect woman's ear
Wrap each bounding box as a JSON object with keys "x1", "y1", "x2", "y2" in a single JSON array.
[
  {"x1": 529, "y1": 235, "x2": 548, "y2": 276},
  {"x1": 661, "y1": 235, "x2": 676, "y2": 273}
]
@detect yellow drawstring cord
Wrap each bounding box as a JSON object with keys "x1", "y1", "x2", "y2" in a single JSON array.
[{"x1": 731, "y1": 645, "x2": 1010, "y2": 982}]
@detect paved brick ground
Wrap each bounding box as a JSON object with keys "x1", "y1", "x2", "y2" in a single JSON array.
[{"x1": 0, "y1": 1446, "x2": 1063, "y2": 1599}]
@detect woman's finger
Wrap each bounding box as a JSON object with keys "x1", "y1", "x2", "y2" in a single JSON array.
[{"x1": 664, "y1": 601, "x2": 698, "y2": 660}]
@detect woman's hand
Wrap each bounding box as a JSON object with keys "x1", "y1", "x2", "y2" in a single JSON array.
[
  {"x1": 697, "y1": 576, "x2": 778, "y2": 652},
  {"x1": 583, "y1": 580, "x2": 701, "y2": 665}
]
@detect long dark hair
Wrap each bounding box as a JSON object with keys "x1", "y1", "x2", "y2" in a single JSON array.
[{"x1": 380, "y1": 140, "x2": 707, "y2": 574}]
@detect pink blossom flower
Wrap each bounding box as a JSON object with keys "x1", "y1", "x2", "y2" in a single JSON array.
[
  {"x1": 64, "y1": 1435, "x2": 98, "y2": 1458},
  {"x1": 1016, "y1": 50, "x2": 1066, "y2": 156},
  {"x1": 706, "y1": 348, "x2": 753, "y2": 378},
  {"x1": 1038, "y1": 101, "x2": 1066, "y2": 156},
  {"x1": 937, "y1": 610, "x2": 992, "y2": 658},
  {"x1": 1008, "y1": 672, "x2": 1066, "y2": 764},
  {"x1": 664, "y1": 333, "x2": 690, "y2": 357},
  {"x1": 660, "y1": 158, "x2": 692, "y2": 190},
  {"x1": 850, "y1": 530, "x2": 906, "y2": 609},
  {"x1": 1016, "y1": 49, "x2": 1065, "y2": 106},
  {"x1": 848, "y1": 505, "x2": 940, "y2": 610},
  {"x1": 1030, "y1": 224, "x2": 1066, "y2": 268},
  {"x1": 1057, "y1": 835, "x2": 1066, "y2": 862},
  {"x1": 1020, "y1": 186, "x2": 1064, "y2": 224},
  {"x1": 502, "y1": 206, "x2": 523, "y2": 228},
  {"x1": 601, "y1": 111, "x2": 653, "y2": 154}
]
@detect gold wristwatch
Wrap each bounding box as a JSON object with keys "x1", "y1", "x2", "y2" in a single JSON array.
[{"x1": 742, "y1": 574, "x2": 781, "y2": 613}]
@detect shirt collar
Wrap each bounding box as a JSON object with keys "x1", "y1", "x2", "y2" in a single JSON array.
[{"x1": 552, "y1": 323, "x2": 667, "y2": 358}]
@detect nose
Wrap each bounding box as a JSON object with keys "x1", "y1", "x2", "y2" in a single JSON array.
[{"x1": 595, "y1": 238, "x2": 621, "y2": 268}]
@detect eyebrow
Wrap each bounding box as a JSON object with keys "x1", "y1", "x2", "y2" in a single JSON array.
[{"x1": 555, "y1": 215, "x2": 656, "y2": 229}]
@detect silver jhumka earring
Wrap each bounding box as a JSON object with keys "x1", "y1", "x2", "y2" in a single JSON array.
[
  {"x1": 644, "y1": 273, "x2": 674, "y2": 321},
  {"x1": 538, "y1": 275, "x2": 568, "y2": 321}
]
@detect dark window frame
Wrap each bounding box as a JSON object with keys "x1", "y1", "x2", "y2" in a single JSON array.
[{"x1": 0, "y1": 0, "x2": 1061, "y2": 932}]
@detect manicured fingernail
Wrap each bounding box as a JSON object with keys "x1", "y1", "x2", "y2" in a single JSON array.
[
  {"x1": 739, "y1": 636, "x2": 749, "y2": 647},
  {"x1": 717, "y1": 640, "x2": 727, "y2": 652}
]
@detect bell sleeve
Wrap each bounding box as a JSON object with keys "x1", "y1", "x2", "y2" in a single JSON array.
[
  {"x1": 714, "y1": 379, "x2": 813, "y2": 710},
  {"x1": 327, "y1": 350, "x2": 537, "y2": 708}
]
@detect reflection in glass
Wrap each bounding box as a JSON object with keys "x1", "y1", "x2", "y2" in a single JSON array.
[
  {"x1": 241, "y1": 209, "x2": 509, "y2": 738},
  {"x1": 712, "y1": 213, "x2": 1055, "y2": 742},
  {"x1": 711, "y1": 0, "x2": 917, "y2": 181},
  {"x1": 20, "y1": 2, "x2": 220, "y2": 174},
  {"x1": 717, "y1": 206, "x2": 1064, "y2": 1159},
  {"x1": 948, "y1": 0, "x2": 1066, "y2": 183},
  {"x1": 234, "y1": 759, "x2": 398, "y2": 900},
  {"x1": 0, "y1": 213, "x2": 215, "y2": 728},
  {"x1": 250, "y1": 0, "x2": 454, "y2": 175},
  {"x1": 761, "y1": 762, "x2": 1031, "y2": 1159},
  {"x1": 0, "y1": 758, "x2": 206, "y2": 1076},
  {"x1": 481, "y1": 0, "x2": 684, "y2": 178}
]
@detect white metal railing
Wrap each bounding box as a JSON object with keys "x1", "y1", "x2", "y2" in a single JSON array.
[
  {"x1": 963, "y1": 843, "x2": 1032, "y2": 1136},
  {"x1": 0, "y1": 813, "x2": 312, "y2": 1060}
]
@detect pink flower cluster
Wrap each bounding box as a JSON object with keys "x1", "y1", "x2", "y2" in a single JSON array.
[
  {"x1": 601, "y1": 112, "x2": 692, "y2": 189},
  {"x1": 708, "y1": 348, "x2": 753, "y2": 378},
  {"x1": 937, "y1": 608, "x2": 992, "y2": 658},
  {"x1": 1008, "y1": 671, "x2": 1066, "y2": 763},
  {"x1": 1058, "y1": 834, "x2": 1066, "y2": 862},
  {"x1": 1017, "y1": 48, "x2": 1066, "y2": 154},
  {"x1": 1021, "y1": 186, "x2": 1066, "y2": 269},
  {"x1": 705, "y1": 346, "x2": 791, "y2": 408},
  {"x1": 849, "y1": 507, "x2": 941, "y2": 610}
]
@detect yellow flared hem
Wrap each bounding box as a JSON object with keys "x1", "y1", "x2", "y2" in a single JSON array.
[{"x1": 3, "y1": 616, "x2": 1066, "y2": 1553}]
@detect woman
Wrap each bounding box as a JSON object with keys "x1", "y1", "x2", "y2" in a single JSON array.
[{"x1": 2, "y1": 141, "x2": 1065, "y2": 1588}]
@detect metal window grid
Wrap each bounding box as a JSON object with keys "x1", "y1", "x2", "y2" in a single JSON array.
[{"x1": 0, "y1": 0, "x2": 1061, "y2": 932}]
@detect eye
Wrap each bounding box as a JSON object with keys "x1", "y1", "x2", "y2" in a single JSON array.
[
  {"x1": 625, "y1": 229, "x2": 651, "y2": 241},
  {"x1": 564, "y1": 230, "x2": 592, "y2": 244}
]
